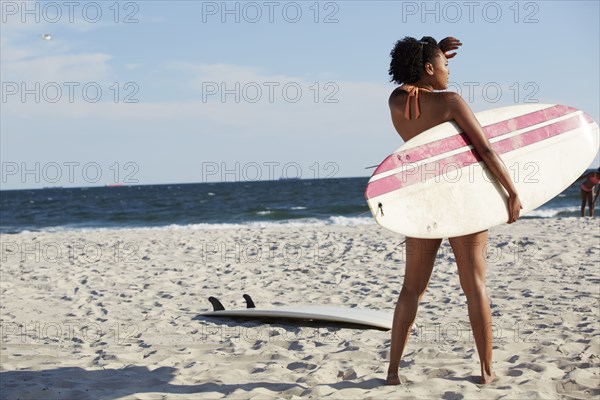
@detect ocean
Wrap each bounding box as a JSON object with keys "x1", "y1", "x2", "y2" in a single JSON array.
[{"x1": 0, "y1": 171, "x2": 597, "y2": 234}]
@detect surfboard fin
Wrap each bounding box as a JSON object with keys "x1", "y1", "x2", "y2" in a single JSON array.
[
  {"x1": 208, "y1": 296, "x2": 225, "y2": 311},
  {"x1": 243, "y1": 294, "x2": 256, "y2": 309}
]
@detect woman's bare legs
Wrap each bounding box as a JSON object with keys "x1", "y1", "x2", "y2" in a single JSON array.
[
  {"x1": 386, "y1": 236, "x2": 442, "y2": 385},
  {"x1": 581, "y1": 189, "x2": 595, "y2": 217},
  {"x1": 581, "y1": 189, "x2": 588, "y2": 217},
  {"x1": 449, "y1": 230, "x2": 496, "y2": 384}
]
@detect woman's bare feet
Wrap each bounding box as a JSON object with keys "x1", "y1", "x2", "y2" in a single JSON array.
[
  {"x1": 480, "y1": 371, "x2": 497, "y2": 384},
  {"x1": 386, "y1": 372, "x2": 401, "y2": 385}
]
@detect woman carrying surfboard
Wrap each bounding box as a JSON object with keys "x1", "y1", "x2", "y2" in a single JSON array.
[{"x1": 385, "y1": 36, "x2": 523, "y2": 385}]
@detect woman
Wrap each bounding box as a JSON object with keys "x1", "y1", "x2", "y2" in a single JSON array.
[
  {"x1": 580, "y1": 167, "x2": 600, "y2": 217},
  {"x1": 385, "y1": 36, "x2": 523, "y2": 385}
]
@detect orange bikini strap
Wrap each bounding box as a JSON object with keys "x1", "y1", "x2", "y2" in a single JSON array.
[{"x1": 399, "y1": 84, "x2": 431, "y2": 119}]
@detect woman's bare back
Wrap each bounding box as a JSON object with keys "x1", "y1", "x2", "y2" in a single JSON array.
[{"x1": 388, "y1": 88, "x2": 454, "y2": 142}]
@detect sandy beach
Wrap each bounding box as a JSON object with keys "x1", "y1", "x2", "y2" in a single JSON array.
[{"x1": 1, "y1": 217, "x2": 598, "y2": 399}]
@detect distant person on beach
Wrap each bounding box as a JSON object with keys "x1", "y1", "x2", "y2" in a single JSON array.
[
  {"x1": 384, "y1": 36, "x2": 523, "y2": 386},
  {"x1": 580, "y1": 167, "x2": 600, "y2": 217}
]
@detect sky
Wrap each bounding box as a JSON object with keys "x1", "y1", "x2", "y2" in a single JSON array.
[{"x1": 1, "y1": 0, "x2": 599, "y2": 189}]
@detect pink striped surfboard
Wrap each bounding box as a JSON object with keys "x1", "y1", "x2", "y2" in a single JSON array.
[{"x1": 365, "y1": 104, "x2": 599, "y2": 238}]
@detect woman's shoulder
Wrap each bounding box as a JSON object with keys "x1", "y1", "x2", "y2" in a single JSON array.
[
  {"x1": 389, "y1": 86, "x2": 407, "y2": 98},
  {"x1": 425, "y1": 90, "x2": 462, "y2": 102},
  {"x1": 420, "y1": 91, "x2": 465, "y2": 115}
]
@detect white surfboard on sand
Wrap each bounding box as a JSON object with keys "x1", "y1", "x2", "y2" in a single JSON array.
[
  {"x1": 196, "y1": 295, "x2": 393, "y2": 330},
  {"x1": 365, "y1": 104, "x2": 600, "y2": 238}
]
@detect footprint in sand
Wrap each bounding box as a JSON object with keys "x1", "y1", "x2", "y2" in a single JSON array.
[
  {"x1": 442, "y1": 391, "x2": 464, "y2": 400},
  {"x1": 425, "y1": 368, "x2": 456, "y2": 379},
  {"x1": 286, "y1": 361, "x2": 318, "y2": 372},
  {"x1": 507, "y1": 369, "x2": 524, "y2": 376}
]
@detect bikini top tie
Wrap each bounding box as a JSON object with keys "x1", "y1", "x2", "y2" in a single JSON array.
[{"x1": 399, "y1": 84, "x2": 432, "y2": 119}]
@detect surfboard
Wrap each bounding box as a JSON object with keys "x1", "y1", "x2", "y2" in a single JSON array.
[
  {"x1": 365, "y1": 104, "x2": 599, "y2": 238},
  {"x1": 196, "y1": 295, "x2": 393, "y2": 330}
]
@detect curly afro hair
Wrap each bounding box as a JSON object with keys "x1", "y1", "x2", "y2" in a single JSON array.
[{"x1": 388, "y1": 36, "x2": 440, "y2": 85}]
